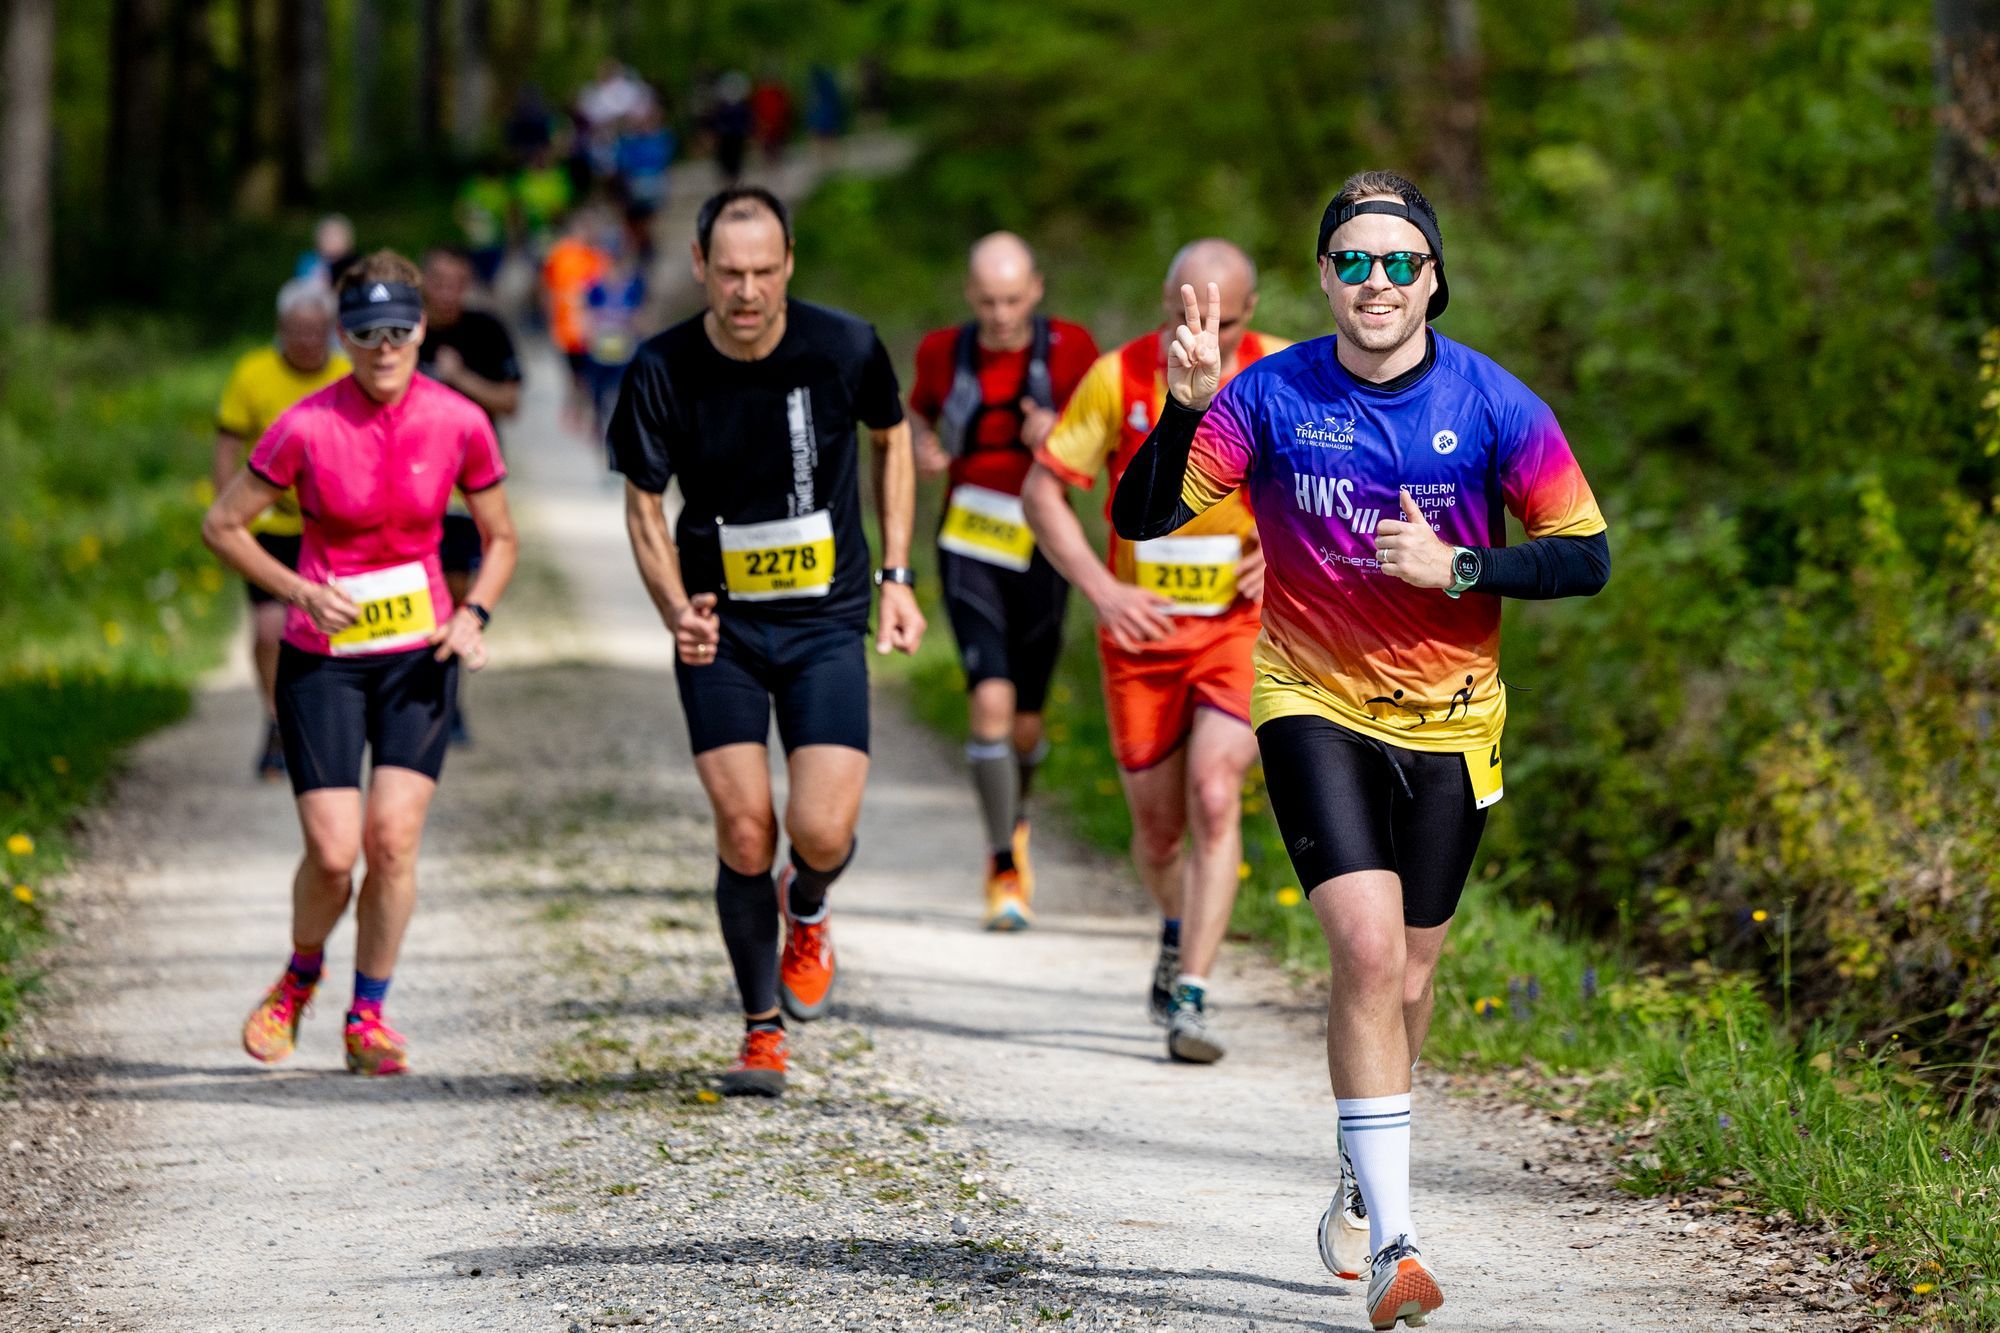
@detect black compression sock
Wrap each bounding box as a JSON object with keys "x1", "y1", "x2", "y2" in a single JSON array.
[
  {"x1": 715, "y1": 860, "x2": 780, "y2": 1016},
  {"x1": 745, "y1": 1014, "x2": 784, "y2": 1033},
  {"x1": 785, "y1": 839, "x2": 855, "y2": 919}
]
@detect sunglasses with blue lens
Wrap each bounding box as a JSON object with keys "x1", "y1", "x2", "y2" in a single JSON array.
[{"x1": 1324, "y1": 250, "x2": 1433, "y2": 287}]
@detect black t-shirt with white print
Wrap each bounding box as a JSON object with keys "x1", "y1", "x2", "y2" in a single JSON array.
[{"x1": 608, "y1": 299, "x2": 905, "y2": 629}]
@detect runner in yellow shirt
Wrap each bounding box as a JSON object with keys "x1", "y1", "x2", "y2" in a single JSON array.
[{"x1": 212, "y1": 278, "x2": 350, "y2": 780}]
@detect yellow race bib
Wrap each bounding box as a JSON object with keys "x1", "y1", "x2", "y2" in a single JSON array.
[
  {"x1": 1133, "y1": 535, "x2": 1240, "y2": 617},
  {"x1": 719, "y1": 511, "x2": 836, "y2": 601},
  {"x1": 938, "y1": 484, "x2": 1034, "y2": 572},
  {"x1": 1465, "y1": 742, "x2": 1504, "y2": 809},
  {"x1": 329, "y1": 562, "x2": 437, "y2": 656}
]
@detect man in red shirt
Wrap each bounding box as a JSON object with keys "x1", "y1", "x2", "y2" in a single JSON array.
[{"x1": 908, "y1": 233, "x2": 1098, "y2": 930}]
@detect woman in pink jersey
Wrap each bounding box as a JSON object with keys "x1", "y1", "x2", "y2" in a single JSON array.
[{"x1": 202, "y1": 250, "x2": 519, "y2": 1076}]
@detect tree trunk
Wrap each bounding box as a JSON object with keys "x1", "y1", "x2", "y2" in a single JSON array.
[
  {"x1": 419, "y1": 0, "x2": 446, "y2": 161},
  {"x1": 352, "y1": 0, "x2": 381, "y2": 166},
  {"x1": 278, "y1": 0, "x2": 329, "y2": 202},
  {"x1": 165, "y1": 0, "x2": 219, "y2": 225},
  {"x1": 1, "y1": 0, "x2": 55, "y2": 321},
  {"x1": 1430, "y1": 0, "x2": 1485, "y2": 203},
  {"x1": 108, "y1": 0, "x2": 172, "y2": 242},
  {"x1": 1934, "y1": 0, "x2": 2000, "y2": 312},
  {"x1": 231, "y1": 0, "x2": 261, "y2": 180},
  {"x1": 452, "y1": 0, "x2": 493, "y2": 155}
]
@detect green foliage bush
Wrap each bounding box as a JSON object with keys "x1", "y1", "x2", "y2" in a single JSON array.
[{"x1": 0, "y1": 327, "x2": 237, "y2": 1044}]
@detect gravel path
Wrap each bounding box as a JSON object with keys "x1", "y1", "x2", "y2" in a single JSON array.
[{"x1": 0, "y1": 150, "x2": 1867, "y2": 1332}]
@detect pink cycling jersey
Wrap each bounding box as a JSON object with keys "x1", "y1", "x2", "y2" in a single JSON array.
[{"x1": 249, "y1": 373, "x2": 505, "y2": 656}]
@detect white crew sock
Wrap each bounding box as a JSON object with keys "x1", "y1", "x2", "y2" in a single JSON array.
[{"x1": 1337, "y1": 1092, "x2": 1414, "y2": 1255}]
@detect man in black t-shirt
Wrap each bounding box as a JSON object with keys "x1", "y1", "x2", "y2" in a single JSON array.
[
  {"x1": 420, "y1": 246, "x2": 524, "y2": 746},
  {"x1": 610, "y1": 186, "x2": 925, "y2": 1097}
]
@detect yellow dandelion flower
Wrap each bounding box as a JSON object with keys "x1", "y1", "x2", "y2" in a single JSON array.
[
  {"x1": 1751, "y1": 909, "x2": 1769, "y2": 923},
  {"x1": 102, "y1": 621, "x2": 125, "y2": 647},
  {"x1": 1276, "y1": 886, "x2": 1304, "y2": 908},
  {"x1": 1473, "y1": 995, "x2": 1506, "y2": 1016},
  {"x1": 5, "y1": 833, "x2": 32, "y2": 857},
  {"x1": 1913, "y1": 1283, "x2": 1936, "y2": 1295},
  {"x1": 694, "y1": 1089, "x2": 721, "y2": 1105},
  {"x1": 1237, "y1": 862, "x2": 1252, "y2": 881},
  {"x1": 11, "y1": 885, "x2": 30, "y2": 904}
]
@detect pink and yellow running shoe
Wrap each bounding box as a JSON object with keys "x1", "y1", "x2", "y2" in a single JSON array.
[
  {"x1": 343, "y1": 1010, "x2": 409, "y2": 1076},
  {"x1": 242, "y1": 975, "x2": 316, "y2": 1064}
]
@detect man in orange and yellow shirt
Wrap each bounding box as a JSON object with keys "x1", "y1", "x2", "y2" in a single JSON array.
[{"x1": 1022, "y1": 238, "x2": 1285, "y2": 1064}]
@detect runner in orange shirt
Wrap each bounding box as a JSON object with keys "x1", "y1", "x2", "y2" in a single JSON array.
[
  {"x1": 541, "y1": 212, "x2": 611, "y2": 435},
  {"x1": 1023, "y1": 239, "x2": 1285, "y2": 1063}
]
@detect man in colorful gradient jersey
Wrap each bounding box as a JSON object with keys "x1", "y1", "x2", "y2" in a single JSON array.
[{"x1": 1112, "y1": 171, "x2": 1609, "y2": 1331}]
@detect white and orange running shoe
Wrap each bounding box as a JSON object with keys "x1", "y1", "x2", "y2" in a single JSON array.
[{"x1": 1365, "y1": 1234, "x2": 1443, "y2": 1330}]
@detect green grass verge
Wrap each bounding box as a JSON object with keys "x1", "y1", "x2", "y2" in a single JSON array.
[
  {"x1": 0, "y1": 325, "x2": 242, "y2": 1048},
  {"x1": 879, "y1": 477, "x2": 1996, "y2": 1328}
]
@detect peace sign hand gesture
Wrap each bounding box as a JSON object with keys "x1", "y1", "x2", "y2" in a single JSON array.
[{"x1": 1167, "y1": 282, "x2": 1223, "y2": 411}]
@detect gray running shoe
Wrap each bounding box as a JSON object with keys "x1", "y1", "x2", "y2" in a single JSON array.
[
  {"x1": 1148, "y1": 940, "x2": 1180, "y2": 1025},
  {"x1": 1165, "y1": 983, "x2": 1225, "y2": 1063},
  {"x1": 1365, "y1": 1234, "x2": 1443, "y2": 1331},
  {"x1": 1317, "y1": 1131, "x2": 1370, "y2": 1280}
]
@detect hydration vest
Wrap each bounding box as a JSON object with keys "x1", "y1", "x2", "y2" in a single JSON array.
[{"x1": 936, "y1": 316, "x2": 1054, "y2": 458}]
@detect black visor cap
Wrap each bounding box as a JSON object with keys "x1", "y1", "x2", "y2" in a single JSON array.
[{"x1": 338, "y1": 280, "x2": 423, "y2": 333}]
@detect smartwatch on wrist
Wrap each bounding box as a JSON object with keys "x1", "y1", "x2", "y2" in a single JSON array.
[
  {"x1": 875, "y1": 567, "x2": 916, "y2": 589},
  {"x1": 1445, "y1": 546, "x2": 1481, "y2": 599},
  {"x1": 465, "y1": 601, "x2": 492, "y2": 628}
]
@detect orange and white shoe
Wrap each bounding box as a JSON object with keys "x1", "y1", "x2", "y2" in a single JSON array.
[
  {"x1": 1011, "y1": 820, "x2": 1036, "y2": 903},
  {"x1": 720, "y1": 1024, "x2": 788, "y2": 1097},
  {"x1": 777, "y1": 866, "x2": 836, "y2": 1021},
  {"x1": 343, "y1": 1010, "x2": 409, "y2": 1076},
  {"x1": 242, "y1": 974, "x2": 315, "y2": 1064},
  {"x1": 1365, "y1": 1235, "x2": 1443, "y2": 1330},
  {"x1": 982, "y1": 862, "x2": 1033, "y2": 932},
  {"x1": 1318, "y1": 1134, "x2": 1370, "y2": 1280}
]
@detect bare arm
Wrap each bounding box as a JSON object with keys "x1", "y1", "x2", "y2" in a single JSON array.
[
  {"x1": 869, "y1": 420, "x2": 925, "y2": 654},
  {"x1": 623, "y1": 480, "x2": 720, "y2": 665},
  {"x1": 212, "y1": 431, "x2": 246, "y2": 500},
  {"x1": 439, "y1": 363, "x2": 522, "y2": 419},
  {"x1": 907, "y1": 412, "x2": 951, "y2": 478},
  {"x1": 1021, "y1": 463, "x2": 1175, "y2": 651},
  {"x1": 201, "y1": 470, "x2": 358, "y2": 633},
  {"x1": 427, "y1": 483, "x2": 519, "y2": 669}
]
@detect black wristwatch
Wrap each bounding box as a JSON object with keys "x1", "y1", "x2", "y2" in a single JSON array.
[
  {"x1": 1445, "y1": 547, "x2": 1481, "y2": 599},
  {"x1": 465, "y1": 601, "x2": 492, "y2": 627},
  {"x1": 874, "y1": 567, "x2": 916, "y2": 589}
]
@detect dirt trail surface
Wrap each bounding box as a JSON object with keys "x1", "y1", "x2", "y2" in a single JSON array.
[{"x1": 2, "y1": 154, "x2": 1855, "y2": 1332}]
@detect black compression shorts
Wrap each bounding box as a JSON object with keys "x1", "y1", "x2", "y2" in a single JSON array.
[
  {"x1": 674, "y1": 617, "x2": 870, "y2": 755},
  {"x1": 1256, "y1": 713, "x2": 1488, "y2": 928},
  {"x1": 275, "y1": 643, "x2": 459, "y2": 795},
  {"x1": 245, "y1": 533, "x2": 302, "y2": 606},
  {"x1": 938, "y1": 546, "x2": 1069, "y2": 714},
  {"x1": 439, "y1": 512, "x2": 483, "y2": 576}
]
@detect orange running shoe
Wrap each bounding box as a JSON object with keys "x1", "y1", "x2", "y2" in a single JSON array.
[
  {"x1": 343, "y1": 1010, "x2": 409, "y2": 1076},
  {"x1": 1366, "y1": 1235, "x2": 1444, "y2": 1330},
  {"x1": 982, "y1": 863, "x2": 1033, "y2": 932},
  {"x1": 720, "y1": 1024, "x2": 788, "y2": 1097},
  {"x1": 242, "y1": 973, "x2": 315, "y2": 1064},
  {"x1": 1011, "y1": 820, "x2": 1036, "y2": 904},
  {"x1": 777, "y1": 866, "x2": 836, "y2": 1021}
]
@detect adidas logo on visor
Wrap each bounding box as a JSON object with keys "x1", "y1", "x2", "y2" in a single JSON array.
[{"x1": 369, "y1": 283, "x2": 390, "y2": 302}]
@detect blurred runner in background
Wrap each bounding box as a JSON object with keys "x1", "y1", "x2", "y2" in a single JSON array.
[
  {"x1": 908, "y1": 233, "x2": 1098, "y2": 930},
  {"x1": 212, "y1": 278, "x2": 351, "y2": 780},
  {"x1": 420, "y1": 247, "x2": 524, "y2": 747},
  {"x1": 1025, "y1": 239, "x2": 1284, "y2": 1064}
]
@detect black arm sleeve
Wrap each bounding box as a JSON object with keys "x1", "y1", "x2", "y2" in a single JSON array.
[
  {"x1": 1471, "y1": 530, "x2": 1610, "y2": 599},
  {"x1": 1111, "y1": 395, "x2": 1205, "y2": 540}
]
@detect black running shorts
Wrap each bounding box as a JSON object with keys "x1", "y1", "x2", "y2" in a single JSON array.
[
  {"x1": 439, "y1": 512, "x2": 483, "y2": 576},
  {"x1": 1256, "y1": 713, "x2": 1488, "y2": 929},
  {"x1": 274, "y1": 643, "x2": 459, "y2": 795},
  {"x1": 674, "y1": 617, "x2": 870, "y2": 755},
  {"x1": 245, "y1": 533, "x2": 302, "y2": 606},
  {"x1": 938, "y1": 546, "x2": 1069, "y2": 714}
]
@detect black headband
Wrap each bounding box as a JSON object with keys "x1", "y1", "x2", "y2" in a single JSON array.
[
  {"x1": 338, "y1": 280, "x2": 423, "y2": 332},
  {"x1": 1318, "y1": 199, "x2": 1449, "y2": 320}
]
